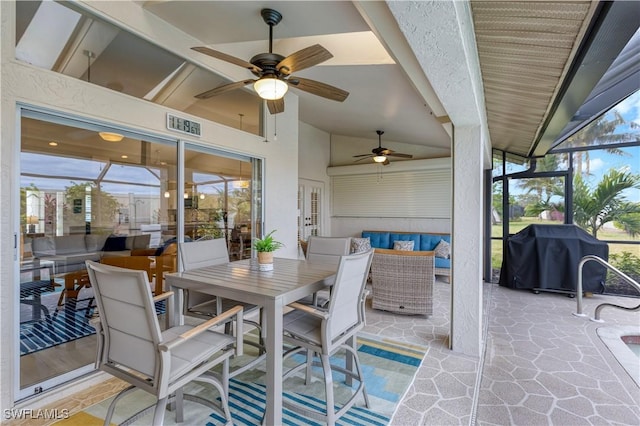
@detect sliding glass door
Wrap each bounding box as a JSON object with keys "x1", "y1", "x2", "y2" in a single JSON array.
[
  {"x1": 18, "y1": 111, "x2": 178, "y2": 399},
  {"x1": 17, "y1": 110, "x2": 263, "y2": 401},
  {"x1": 182, "y1": 144, "x2": 262, "y2": 261}
]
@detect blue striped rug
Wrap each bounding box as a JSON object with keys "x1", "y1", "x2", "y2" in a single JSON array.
[
  {"x1": 20, "y1": 312, "x2": 96, "y2": 356},
  {"x1": 56, "y1": 334, "x2": 425, "y2": 426},
  {"x1": 207, "y1": 379, "x2": 390, "y2": 426},
  {"x1": 206, "y1": 334, "x2": 426, "y2": 426},
  {"x1": 20, "y1": 301, "x2": 166, "y2": 356}
]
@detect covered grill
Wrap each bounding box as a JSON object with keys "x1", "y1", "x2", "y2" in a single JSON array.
[{"x1": 499, "y1": 224, "x2": 609, "y2": 294}]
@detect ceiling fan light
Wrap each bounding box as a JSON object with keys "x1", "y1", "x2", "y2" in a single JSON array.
[
  {"x1": 99, "y1": 131, "x2": 124, "y2": 142},
  {"x1": 373, "y1": 155, "x2": 387, "y2": 163},
  {"x1": 254, "y1": 77, "x2": 288, "y2": 100}
]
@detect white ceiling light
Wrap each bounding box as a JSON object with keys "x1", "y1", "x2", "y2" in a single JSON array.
[
  {"x1": 373, "y1": 155, "x2": 386, "y2": 163},
  {"x1": 253, "y1": 77, "x2": 288, "y2": 100},
  {"x1": 99, "y1": 132, "x2": 124, "y2": 142}
]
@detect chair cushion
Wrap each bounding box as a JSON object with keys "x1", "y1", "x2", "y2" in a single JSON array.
[
  {"x1": 32, "y1": 237, "x2": 56, "y2": 257},
  {"x1": 85, "y1": 234, "x2": 108, "y2": 252},
  {"x1": 283, "y1": 309, "x2": 322, "y2": 346},
  {"x1": 55, "y1": 235, "x2": 88, "y2": 255},
  {"x1": 362, "y1": 231, "x2": 390, "y2": 249},
  {"x1": 162, "y1": 325, "x2": 234, "y2": 381},
  {"x1": 434, "y1": 257, "x2": 451, "y2": 269}
]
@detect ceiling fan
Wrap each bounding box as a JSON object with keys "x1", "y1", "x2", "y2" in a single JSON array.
[
  {"x1": 191, "y1": 8, "x2": 349, "y2": 115},
  {"x1": 353, "y1": 130, "x2": 413, "y2": 165}
]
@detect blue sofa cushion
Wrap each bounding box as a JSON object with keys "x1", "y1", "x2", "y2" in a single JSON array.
[
  {"x1": 389, "y1": 233, "x2": 420, "y2": 250},
  {"x1": 364, "y1": 231, "x2": 451, "y2": 252},
  {"x1": 362, "y1": 231, "x2": 391, "y2": 249},
  {"x1": 435, "y1": 257, "x2": 450, "y2": 269},
  {"x1": 418, "y1": 234, "x2": 450, "y2": 251}
]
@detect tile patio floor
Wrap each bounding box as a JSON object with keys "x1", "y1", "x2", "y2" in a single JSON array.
[
  {"x1": 10, "y1": 277, "x2": 639, "y2": 425},
  {"x1": 367, "y1": 278, "x2": 640, "y2": 425}
]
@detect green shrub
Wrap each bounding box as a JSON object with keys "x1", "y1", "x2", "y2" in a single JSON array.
[
  {"x1": 606, "y1": 251, "x2": 640, "y2": 296},
  {"x1": 609, "y1": 251, "x2": 640, "y2": 280}
]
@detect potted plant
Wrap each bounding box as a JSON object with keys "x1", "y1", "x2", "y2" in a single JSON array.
[{"x1": 253, "y1": 230, "x2": 284, "y2": 271}]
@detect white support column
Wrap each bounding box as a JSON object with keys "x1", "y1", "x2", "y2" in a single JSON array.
[
  {"x1": 451, "y1": 125, "x2": 483, "y2": 356},
  {"x1": 364, "y1": 0, "x2": 490, "y2": 358}
]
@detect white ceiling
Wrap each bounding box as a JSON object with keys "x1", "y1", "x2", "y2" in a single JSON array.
[
  {"x1": 140, "y1": 0, "x2": 640, "y2": 160},
  {"x1": 141, "y1": 0, "x2": 453, "y2": 152},
  {"x1": 15, "y1": 1, "x2": 639, "y2": 161}
]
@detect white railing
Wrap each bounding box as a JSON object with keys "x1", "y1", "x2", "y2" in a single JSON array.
[{"x1": 573, "y1": 255, "x2": 640, "y2": 322}]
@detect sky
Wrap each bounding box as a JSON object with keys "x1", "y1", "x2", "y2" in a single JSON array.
[{"x1": 584, "y1": 90, "x2": 640, "y2": 202}]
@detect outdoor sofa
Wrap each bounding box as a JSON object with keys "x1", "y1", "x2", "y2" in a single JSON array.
[{"x1": 361, "y1": 230, "x2": 451, "y2": 280}]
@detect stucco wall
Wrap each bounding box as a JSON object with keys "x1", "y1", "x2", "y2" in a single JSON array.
[{"x1": 0, "y1": 0, "x2": 300, "y2": 410}]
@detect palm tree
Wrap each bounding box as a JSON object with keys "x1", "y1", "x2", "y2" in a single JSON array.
[
  {"x1": 518, "y1": 155, "x2": 565, "y2": 218},
  {"x1": 572, "y1": 169, "x2": 640, "y2": 238},
  {"x1": 566, "y1": 110, "x2": 637, "y2": 176}
]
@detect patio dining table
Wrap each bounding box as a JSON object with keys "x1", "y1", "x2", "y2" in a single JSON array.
[{"x1": 165, "y1": 257, "x2": 337, "y2": 425}]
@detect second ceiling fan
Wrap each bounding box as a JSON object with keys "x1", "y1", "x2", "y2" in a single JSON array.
[
  {"x1": 353, "y1": 130, "x2": 413, "y2": 165},
  {"x1": 192, "y1": 8, "x2": 349, "y2": 115}
]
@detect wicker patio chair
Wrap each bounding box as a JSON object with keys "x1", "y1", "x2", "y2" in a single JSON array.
[{"x1": 370, "y1": 248, "x2": 435, "y2": 316}]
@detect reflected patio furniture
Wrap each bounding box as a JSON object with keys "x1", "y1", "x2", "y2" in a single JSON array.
[
  {"x1": 281, "y1": 250, "x2": 374, "y2": 425},
  {"x1": 229, "y1": 227, "x2": 251, "y2": 260},
  {"x1": 20, "y1": 260, "x2": 58, "y2": 333},
  {"x1": 130, "y1": 242, "x2": 178, "y2": 295},
  {"x1": 53, "y1": 269, "x2": 95, "y2": 325},
  {"x1": 85, "y1": 260, "x2": 242, "y2": 426}
]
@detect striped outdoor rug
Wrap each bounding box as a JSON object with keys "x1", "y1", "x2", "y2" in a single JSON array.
[
  {"x1": 206, "y1": 333, "x2": 426, "y2": 425},
  {"x1": 208, "y1": 379, "x2": 390, "y2": 426},
  {"x1": 20, "y1": 301, "x2": 166, "y2": 356},
  {"x1": 20, "y1": 312, "x2": 96, "y2": 356},
  {"x1": 56, "y1": 333, "x2": 426, "y2": 426}
]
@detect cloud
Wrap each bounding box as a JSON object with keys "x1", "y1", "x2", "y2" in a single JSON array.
[
  {"x1": 588, "y1": 157, "x2": 604, "y2": 172},
  {"x1": 615, "y1": 91, "x2": 640, "y2": 125}
]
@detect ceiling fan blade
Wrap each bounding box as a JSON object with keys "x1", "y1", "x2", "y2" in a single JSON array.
[
  {"x1": 288, "y1": 76, "x2": 349, "y2": 102},
  {"x1": 191, "y1": 47, "x2": 262, "y2": 74},
  {"x1": 353, "y1": 155, "x2": 374, "y2": 162},
  {"x1": 266, "y1": 98, "x2": 285, "y2": 115},
  {"x1": 195, "y1": 79, "x2": 255, "y2": 99},
  {"x1": 382, "y1": 158, "x2": 390, "y2": 166},
  {"x1": 353, "y1": 153, "x2": 374, "y2": 158},
  {"x1": 277, "y1": 44, "x2": 333, "y2": 75},
  {"x1": 387, "y1": 153, "x2": 413, "y2": 158}
]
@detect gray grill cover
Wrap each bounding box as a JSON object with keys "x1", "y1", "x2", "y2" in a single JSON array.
[{"x1": 499, "y1": 224, "x2": 609, "y2": 293}]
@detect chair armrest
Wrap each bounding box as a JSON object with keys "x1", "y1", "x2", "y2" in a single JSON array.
[
  {"x1": 153, "y1": 291, "x2": 174, "y2": 303},
  {"x1": 287, "y1": 301, "x2": 330, "y2": 320},
  {"x1": 130, "y1": 248, "x2": 157, "y2": 256},
  {"x1": 159, "y1": 305, "x2": 244, "y2": 354}
]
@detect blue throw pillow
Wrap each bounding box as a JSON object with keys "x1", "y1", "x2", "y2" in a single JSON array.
[
  {"x1": 154, "y1": 236, "x2": 191, "y2": 256},
  {"x1": 102, "y1": 235, "x2": 127, "y2": 251}
]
